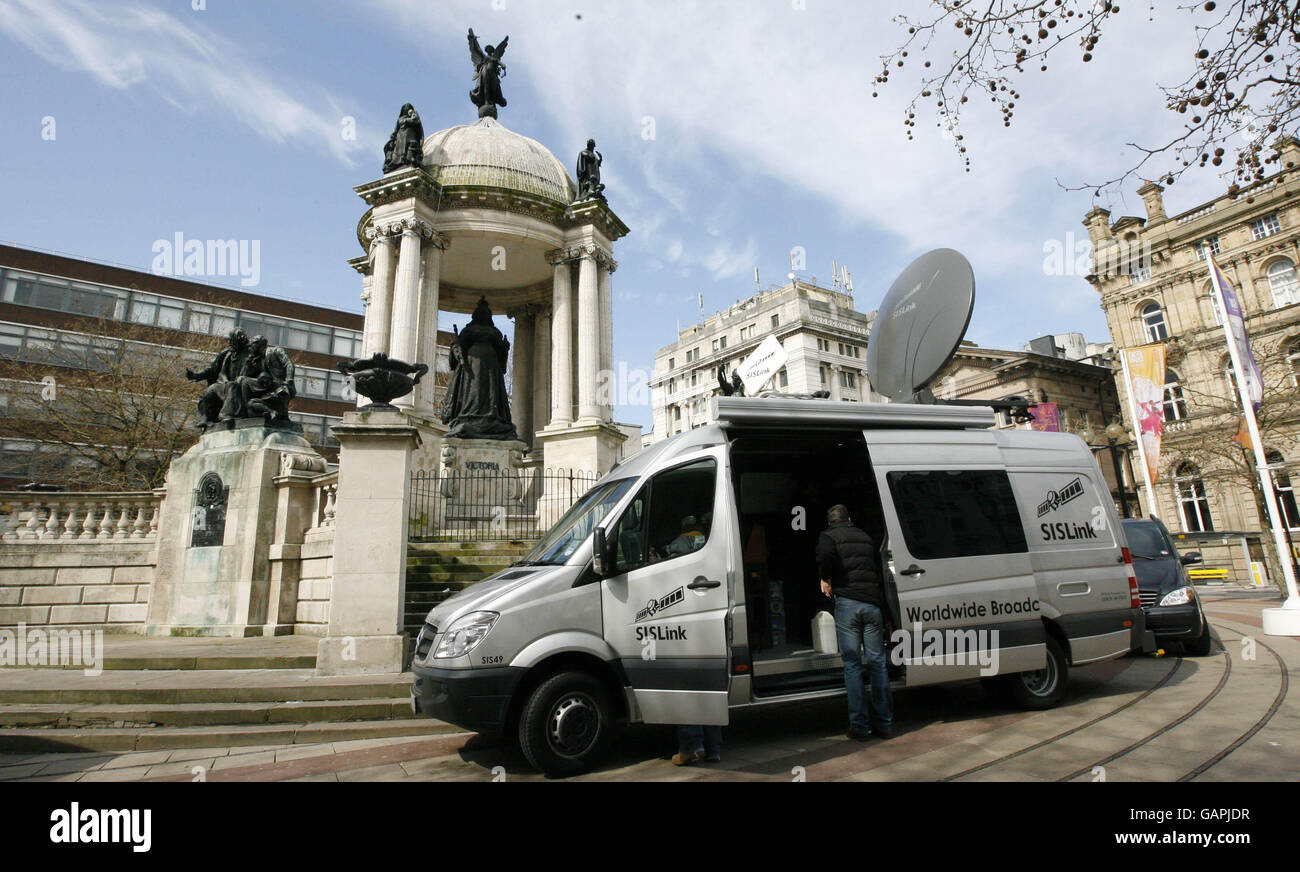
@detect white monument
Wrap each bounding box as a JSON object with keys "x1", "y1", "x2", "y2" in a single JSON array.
[{"x1": 349, "y1": 111, "x2": 631, "y2": 478}]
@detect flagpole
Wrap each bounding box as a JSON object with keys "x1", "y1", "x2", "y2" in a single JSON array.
[
  {"x1": 1119, "y1": 351, "x2": 1157, "y2": 517},
  {"x1": 1207, "y1": 252, "x2": 1300, "y2": 632}
]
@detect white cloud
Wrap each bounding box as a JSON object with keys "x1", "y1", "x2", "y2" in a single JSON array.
[{"x1": 0, "y1": 0, "x2": 368, "y2": 164}]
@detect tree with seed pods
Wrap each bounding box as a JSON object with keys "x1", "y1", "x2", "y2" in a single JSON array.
[{"x1": 878, "y1": 1, "x2": 1300, "y2": 198}]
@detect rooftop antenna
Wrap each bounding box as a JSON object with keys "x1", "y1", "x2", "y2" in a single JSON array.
[
  {"x1": 832, "y1": 259, "x2": 840, "y2": 289},
  {"x1": 842, "y1": 266, "x2": 853, "y2": 295},
  {"x1": 754, "y1": 267, "x2": 761, "y2": 292}
]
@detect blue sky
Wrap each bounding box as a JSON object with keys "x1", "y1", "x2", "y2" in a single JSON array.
[{"x1": 0, "y1": 0, "x2": 1232, "y2": 430}]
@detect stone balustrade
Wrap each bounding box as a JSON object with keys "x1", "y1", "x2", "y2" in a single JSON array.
[
  {"x1": 309, "y1": 471, "x2": 339, "y2": 531},
  {"x1": 0, "y1": 492, "x2": 161, "y2": 544}
]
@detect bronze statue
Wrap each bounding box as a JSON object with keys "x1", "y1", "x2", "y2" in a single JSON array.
[
  {"x1": 467, "y1": 28, "x2": 508, "y2": 119},
  {"x1": 383, "y1": 103, "x2": 424, "y2": 174},
  {"x1": 241, "y1": 336, "x2": 297, "y2": 422},
  {"x1": 187, "y1": 328, "x2": 299, "y2": 425},
  {"x1": 187, "y1": 328, "x2": 253, "y2": 423},
  {"x1": 440, "y1": 297, "x2": 517, "y2": 440},
  {"x1": 338, "y1": 353, "x2": 428, "y2": 406},
  {"x1": 576, "y1": 139, "x2": 605, "y2": 201}
]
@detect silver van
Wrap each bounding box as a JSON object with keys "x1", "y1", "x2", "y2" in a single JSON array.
[{"x1": 411, "y1": 397, "x2": 1149, "y2": 776}]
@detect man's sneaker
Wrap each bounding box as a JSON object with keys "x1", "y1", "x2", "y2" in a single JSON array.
[
  {"x1": 705, "y1": 752, "x2": 722, "y2": 763},
  {"x1": 872, "y1": 728, "x2": 894, "y2": 740},
  {"x1": 845, "y1": 728, "x2": 871, "y2": 742},
  {"x1": 672, "y1": 750, "x2": 707, "y2": 766}
]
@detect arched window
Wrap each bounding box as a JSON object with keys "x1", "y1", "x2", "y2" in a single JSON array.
[
  {"x1": 1267, "y1": 450, "x2": 1300, "y2": 530},
  {"x1": 1267, "y1": 259, "x2": 1300, "y2": 308},
  {"x1": 1287, "y1": 340, "x2": 1300, "y2": 389},
  {"x1": 1163, "y1": 369, "x2": 1188, "y2": 422},
  {"x1": 1174, "y1": 462, "x2": 1214, "y2": 532},
  {"x1": 1141, "y1": 303, "x2": 1169, "y2": 342}
]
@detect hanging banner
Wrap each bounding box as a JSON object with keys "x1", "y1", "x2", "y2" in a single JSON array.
[
  {"x1": 1123, "y1": 342, "x2": 1167, "y2": 484},
  {"x1": 1029, "y1": 402, "x2": 1060, "y2": 432},
  {"x1": 1209, "y1": 257, "x2": 1264, "y2": 409}
]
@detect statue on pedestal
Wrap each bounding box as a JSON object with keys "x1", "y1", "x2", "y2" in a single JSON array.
[
  {"x1": 576, "y1": 139, "x2": 605, "y2": 201},
  {"x1": 467, "y1": 28, "x2": 509, "y2": 119},
  {"x1": 187, "y1": 328, "x2": 298, "y2": 425},
  {"x1": 383, "y1": 103, "x2": 424, "y2": 174},
  {"x1": 440, "y1": 297, "x2": 517, "y2": 440}
]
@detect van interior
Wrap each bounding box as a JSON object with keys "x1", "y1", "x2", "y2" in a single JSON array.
[{"x1": 728, "y1": 430, "x2": 895, "y2": 696}]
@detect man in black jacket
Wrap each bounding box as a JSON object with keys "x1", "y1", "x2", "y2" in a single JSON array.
[{"x1": 816, "y1": 504, "x2": 893, "y2": 741}]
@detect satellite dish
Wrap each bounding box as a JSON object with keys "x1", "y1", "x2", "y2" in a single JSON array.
[{"x1": 866, "y1": 248, "x2": 975, "y2": 403}]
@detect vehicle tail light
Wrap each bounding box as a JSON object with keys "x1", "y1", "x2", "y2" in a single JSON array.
[{"x1": 1122, "y1": 547, "x2": 1141, "y2": 609}]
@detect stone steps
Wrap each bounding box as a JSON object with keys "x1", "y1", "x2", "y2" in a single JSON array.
[
  {"x1": 0, "y1": 719, "x2": 456, "y2": 753},
  {"x1": 0, "y1": 697, "x2": 420, "y2": 729}
]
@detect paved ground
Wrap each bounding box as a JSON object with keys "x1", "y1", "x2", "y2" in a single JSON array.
[{"x1": 3, "y1": 589, "x2": 1296, "y2": 782}]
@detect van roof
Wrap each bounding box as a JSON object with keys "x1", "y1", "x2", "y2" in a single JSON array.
[{"x1": 711, "y1": 396, "x2": 996, "y2": 430}]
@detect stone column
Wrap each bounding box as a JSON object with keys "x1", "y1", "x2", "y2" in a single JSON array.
[
  {"x1": 317, "y1": 407, "x2": 421, "y2": 675},
  {"x1": 362, "y1": 226, "x2": 397, "y2": 363},
  {"x1": 510, "y1": 306, "x2": 535, "y2": 446},
  {"x1": 548, "y1": 252, "x2": 574, "y2": 428},
  {"x1": 416, "y1": 232, "x2": 448, "y2": 414},
  {"x1": 389, "y1": 219, "x2": 430, "y2": 410},
  {"x1": 598, "y1": 257, "x2": 615, "y2": 422},
  {"x1": 576, "y1": 248, "x2": 601, "y2": 424},
  {"x1": 830, "y1": 364, "x2": 841, "y2": 401},
  {"x1": 532, "y1": 306, "x2": 551, "y2": 441}
]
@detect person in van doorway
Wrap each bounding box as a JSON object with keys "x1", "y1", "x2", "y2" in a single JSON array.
[
  {"x1": 665, "y1": 515, "x2": 707, "y2": 557},
  {"x1": 673, "y1": 725, "x2": 722, "y2": 765},
  {"x1": 817, "y1": 504, "x2": 894, "y2": 741}
]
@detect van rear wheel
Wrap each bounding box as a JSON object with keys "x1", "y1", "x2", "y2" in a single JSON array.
[
  {"x1": 1000, "y1": 636, "x2": 1068, "y2": 710},
  {"x1": 518, "y1": 671, "x2": 616, "y2": 778}
]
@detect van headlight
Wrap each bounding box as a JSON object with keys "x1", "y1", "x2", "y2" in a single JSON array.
[
  {"x1": 432, "y1": 611, "x2": 499, "y2": 659},
  {"x1": 1160, "y1": 586, "x2": 1194, "y2": 607}
]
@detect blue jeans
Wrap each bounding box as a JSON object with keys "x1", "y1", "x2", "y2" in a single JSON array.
[
  {"x1": 834, "y1": 597, "x2": 893, "y2": 734},
  {"x1": 677, "y1": 725, "x2": 723, "y2": 758}
]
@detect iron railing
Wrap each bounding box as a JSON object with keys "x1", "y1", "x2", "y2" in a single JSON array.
[{"x1": 409, "y1": 468, "x2": 598, "y2": 541}]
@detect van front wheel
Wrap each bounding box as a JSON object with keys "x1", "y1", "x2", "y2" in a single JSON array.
[
  {"x1": 1001, "y1": 636, "x2": 1069, "y2": 710},
  {"x1": 518, "y1": 671, "x2": 616, "y2": 778}
]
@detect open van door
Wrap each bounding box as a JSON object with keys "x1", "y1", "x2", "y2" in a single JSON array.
[
  {"x1": 599, "y1": 446, "x2": 735, "y2": 725},
  {"x1": 863, "y1": 429, "x2": 1048, "y2": 685}
]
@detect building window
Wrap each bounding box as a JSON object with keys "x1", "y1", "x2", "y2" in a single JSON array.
[
  {"x1": 839, "y1": 370, "x2": 856, "y2": 388},
  {"x1": 819, "y1": 366, "x2": 827, "y2": 386},
  {"x1": 1163, "y1": 369, "x2": 1188, "y2": 422},
  {"x1": 1174, "y1": 462, "x2": 1214, "y2": 532},
  {"x1": 1194, "y1": 235, "x2": 1221, "y2": 260},
  {"x1": 770, "y1": 314, "x2": 779, "y2": 330},
  {"x1": 740, "y1": 324, "x2": 755, "y2": 341},
  {"x1": 673, "y1": 406, "x2": 681, "y2": 421},
  {"x1": 1251, "y1": 213, "x2": 1281, "y2": 240},
  {"x1": 1267, "y1": 259, "x2": 1300, "y2": 308},
  {"x1": 816, "y1": 338, "x2": 829, "y2": 352},
  {"x1": 1287, "y1": 341, "x2": 1300, "y2": 389},
  {"x1": 1141, "y1": 302, "x2": 1169, "y2": 342},
  {"x1": 1128, "y1": 262, "x2": 1152, "y2": 284},
  {"x1": 668, "y1": 356, "x2": 675, "y2": 370},
  {"x1": 1267, "y1": 450, "x2": 1300, "y2": 530},
  {"x1": 778, "y1": 368, "x2": 788, "y2": 388}
]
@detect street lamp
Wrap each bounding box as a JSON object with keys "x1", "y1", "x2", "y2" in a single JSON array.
[{"x1": 1078, "y1": 415, "x2": 1134, "y2": 519}]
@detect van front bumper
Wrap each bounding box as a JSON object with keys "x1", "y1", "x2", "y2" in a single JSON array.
[{"x1": 411, "y1": 663, "x2": 525, "y2": 738}]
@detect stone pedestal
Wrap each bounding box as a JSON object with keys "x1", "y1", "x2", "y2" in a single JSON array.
[
  {"x1": 439, "y1": 437, "x2": 527, "y2": 525},
  {"x1": 147, "y1": 421, "x2": 324, "y2": 637},
  {"x1": 316, "y1": 406, "x2": 421, "y2": 676},
  {"x1": 536, "y1": 422, "x2": 626, "y2": 528}
]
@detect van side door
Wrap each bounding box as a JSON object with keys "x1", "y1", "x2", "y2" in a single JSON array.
[
  {"x1": 599, "y1": 446, "x2": 736, "y2": 725},
  {"x1": 862, "y1": 429, "x2": 1047, "y2": 685}
]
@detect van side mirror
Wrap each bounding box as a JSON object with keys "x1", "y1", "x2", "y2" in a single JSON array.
[
  {"x1": 1180, "y1": 552, "x2": 1203, "y2": 566},
  {"x1": 592, "y1": 528, "x2": 615, "y2": 578}
]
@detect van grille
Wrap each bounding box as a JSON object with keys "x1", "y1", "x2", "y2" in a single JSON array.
[
  {"x1": 1139, "y1": 591, "x2": 1159, "y2": 609},
  {"x1": 414, "y1": 622, "x2": 438, "y2": 660}
]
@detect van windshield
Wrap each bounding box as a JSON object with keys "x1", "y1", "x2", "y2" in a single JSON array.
[{"x1": 518, "y1": 478, "x2": 636, "y2": 566}]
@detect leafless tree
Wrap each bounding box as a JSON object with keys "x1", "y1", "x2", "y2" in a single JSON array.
[
  {"x1": 879, "y1": 1, "x2": 1300, "y2": 198},
  {"x1": 0, "y1": 318, "x2": 219, "y2": 490}
]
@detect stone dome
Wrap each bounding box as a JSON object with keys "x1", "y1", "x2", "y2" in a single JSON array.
[{"x1": 423, "y1": 117, "x2": 577, "y2": 206}]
